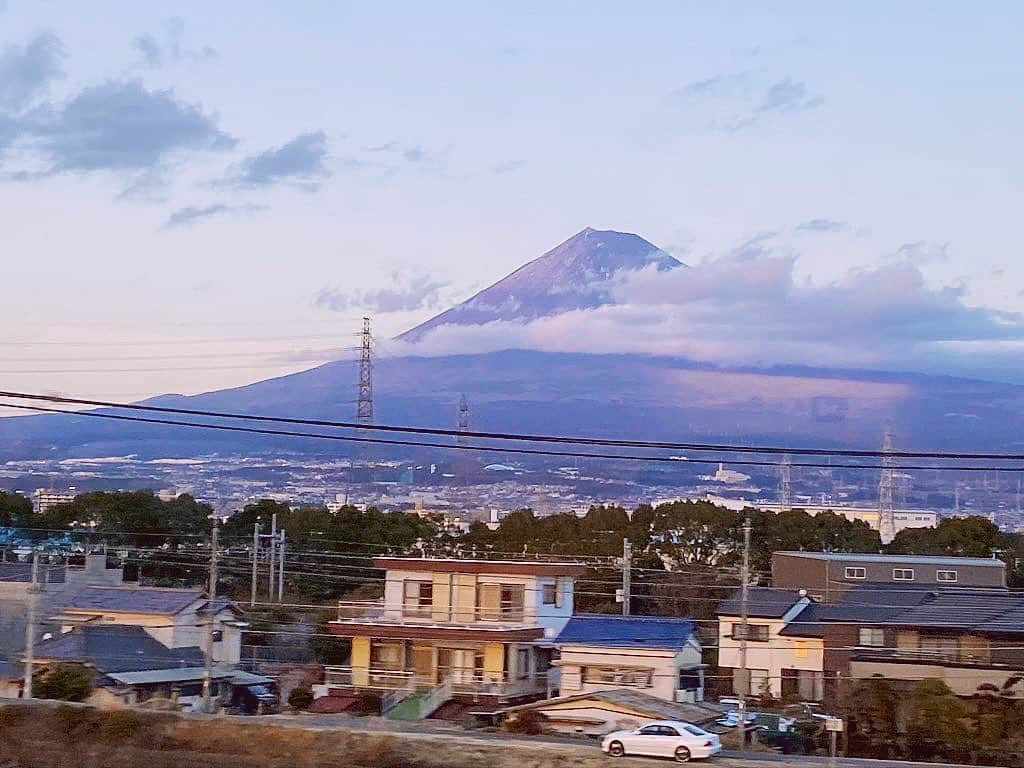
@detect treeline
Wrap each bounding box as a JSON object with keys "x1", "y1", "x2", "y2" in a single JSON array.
[
  {"x1": 847, "y1": 676, "x2": 1024, "y2": 764},
  {"x1": 10, "y1": 490, "x2": 1024, "y2": 588}
]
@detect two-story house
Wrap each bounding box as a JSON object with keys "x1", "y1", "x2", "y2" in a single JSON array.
[
  {"x1": 716, "y1": 587, "x2": 825, "y2": 701},
  {"x1": 56, "y1": 585, "x2": 246, "y2": 665},
  {"x1": 325, "y1": 557, "x2": 585, "y2": 715},
  {"x1": 820, "y1": 584, "x2": 1024, "y2": 698}
]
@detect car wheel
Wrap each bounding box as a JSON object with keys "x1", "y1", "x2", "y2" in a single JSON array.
[
  {"x1": 674, "y1": 745, "x2": 692, "y2": 763},
  {"x1": 608, "y1": 741, "x2": 625, "y2": 757}
]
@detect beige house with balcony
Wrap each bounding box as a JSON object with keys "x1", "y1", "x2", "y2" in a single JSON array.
[
  {"x1": 716, "y1": 588, "x2": 825, "y2": 701},
  {"x1": 325, "y1": 557, "x2": 585, "y2": 716}
]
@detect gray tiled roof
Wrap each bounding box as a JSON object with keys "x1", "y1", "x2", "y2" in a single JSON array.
[
  {"x1": 822, "y1": 585, "x2": 1024, "y2": 635},
  {"x1": 819, "y1": 583, "x2": 939, "y2": 623},
  {"x1": 717, "y1": 588, "x2": 805, "y2": 618},
  {"x1": 499, "y1": 687, "x2": 722, "y2": 724},
  {"x1": 34, "y1": 624, "x2": 205, "y2": 673},
  {"x1": 778, "y1": 602, "x2": 825, "y2": 638},
  {"x1": 64, "y1": 586, "x2": 204, "y2": 615},
  {"x1": 0, "y1": 562, "x2": 66, "y2": 584}
]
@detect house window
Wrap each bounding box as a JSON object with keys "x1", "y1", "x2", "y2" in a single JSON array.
[
  {"x1": 844, "y1": 566, "x2": 866, "y2": 580},
  {"x1": 403, "y1": 580, "x2": 433, "y2": 617},
  {"x1": 516, "y1": 648, "x2": 531, "y2": 680},
  {"x1": 893, "y1": 568, "x2": 915, "y2": 581},
  {"x1": 477, "y1": 583, "x2": 525, "y2": 621},
  {"x1": 858, "y1": 628, "x2": 885, "y2": 647},
  {"x1": 371, "y1": 641, "x2": 404, "y2": 670},
  {"x1": 679, "y1": 668, "x2": 702, "y2": 692},
  {"x1": 731, "y1": 624, "x2": 769, "y2": 642},
  {"x1": 211, "y1": 630, "x2": 223, "y2": 642},
  {"x1": 583, "y1": 666, "x2": 653, "y2": 687},
  {"x1": 936, "y1": 569, "x2": 958, "y2": 583},
  {"x1": 541, "y1": 580, "x2": 563, "y2": 607}
]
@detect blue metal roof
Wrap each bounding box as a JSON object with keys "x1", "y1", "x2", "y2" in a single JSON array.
[{"x1": 555, "y1": 614, "x2": 695, "y2": 650}]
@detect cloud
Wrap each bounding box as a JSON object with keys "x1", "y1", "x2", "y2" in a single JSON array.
[
  {"x1": 757, "y1": 77, "x2": 823, "y2": 115},
  {"x1": 891, "y1": 241, "x2": 950, "y2": 265},
  {"x1": 796, "y1": 218, "x2": 847, "y2": 233},
  {"x1": 163, "y1": 202, "x2": 266, "y2": 229},
  {"x1": 134, "y1": 34, "x2": 163, "y2": 69},
  {"x1": 133, "y1": 18, "x2": 217, "y2": 70},
  {"x1": 492, "y1": 159, "x2": 527, "y2": 175},
  {"x1": 673, "y1": 72, "x2": 823, "y2": 132},
  {"x1": 18, "y1": 80, "x2": 235, "y2": 178},
  {"x1": 223, "y1": 131, "x2": 331, "y2": 190},
  {"x1": 395, "y1": 239, "x2": 1024, "y2": 376},
  {"x1": 316, "y1": 273, "x2": 451, "y2": 314},
  {"x1": 0, "y1": 32, "x2": 66, "y2": 112}
]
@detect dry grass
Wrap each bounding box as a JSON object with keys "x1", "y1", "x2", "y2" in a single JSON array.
[{"x1": 0, "y1": 703, "x2": 627, "y2": 768}]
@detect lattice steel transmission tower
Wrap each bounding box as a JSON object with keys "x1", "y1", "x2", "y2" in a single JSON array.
[
  {"x1": 457, "y1": 394, "x2": 469, "y2": 443},
  {"x1": 878, "y1": 424, "x2": 896, "y2": 543},
  {"x1": 357, "y1": 317, "x2": 373, "y2": 424},
  {"x1": 779, "y1": 455, "x2": 792, "y2": 512}
]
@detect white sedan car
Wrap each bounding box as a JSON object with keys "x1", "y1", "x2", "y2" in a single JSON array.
[{"x1": 602, "y1": 720, "x2": 722, "y2": 762}]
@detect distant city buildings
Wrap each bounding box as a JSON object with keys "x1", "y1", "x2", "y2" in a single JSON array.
[{"x1": 31, "y1": 488, "x2": 76, "y2": 515}]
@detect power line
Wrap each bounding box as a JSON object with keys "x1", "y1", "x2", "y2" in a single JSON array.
[
  {"x1": 4, "y1": 390, "x2": 1024, "y2": 462},
  {"x1": 3, "y1": 401, "x2": 1023, "y2": 473}
]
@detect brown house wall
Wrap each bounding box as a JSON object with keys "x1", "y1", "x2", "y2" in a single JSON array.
[{"x1": 772, "y1": 553, "x2": 1005, "y2": 598}]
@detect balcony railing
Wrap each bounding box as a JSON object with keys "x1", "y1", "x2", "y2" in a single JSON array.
[
  {"x1": 323, "y1": 665, "x2": 546, "y2": 699},
  {"x1": 333, "y1": 600, "x2": 535, "y2": 628},
  {"x1": 854, "y1": 647, "x2": 1009, "y2": 668}
]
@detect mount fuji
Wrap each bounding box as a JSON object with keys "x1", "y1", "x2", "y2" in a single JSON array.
[
  {"x1": 400, "y1": 228, "x2": 682, "y2": 341},
  {"x1": 2, "y1": 228, "x2": 1024, "y2": 461}
]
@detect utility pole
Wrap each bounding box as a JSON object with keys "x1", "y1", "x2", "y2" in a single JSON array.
[
  {"x1": 621, "y1": 538, "x2": 632, "y2": 617},
  {"x1": 779, "y1": 455, "x2": 792, "y2": 512},
  {"x1": 250, "y1": 521, "x2": 261, "y2": 609},
  {"x1": 277, "y1": 529, "x2": 286, "y2": 603},
  {"x1": 268, "y1": 513, "x2": 277, "y2": 602},
  {"x1": 357, "y1": 317, "x2": 374, "y2": 424},
  {"x1": 736, "y1": 513, "x2": 752, "y2": 745},
  {"x1": 878, "y1": 424, "x2": 896, "y2": 544},
  {"x1": 22, "y1": 552, "x2": 39, "y2": 699},
  {"x1": 202, "y1": 517, "x2": 219, "y2": 714}
]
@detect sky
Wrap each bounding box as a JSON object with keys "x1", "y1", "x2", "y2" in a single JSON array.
[{"x1": 2, "y1": 1, "x2": 1024, "y2": 407}]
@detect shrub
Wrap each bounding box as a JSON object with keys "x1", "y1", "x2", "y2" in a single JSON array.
[
  {"x1": 504, "y1": 709, "x2": 545, "y2": 735},
  {"x1": 99, "y1": 710, "x2": 144, "y2": 741},
  {"x1": 287, "y1": 685, "x2": 314, "y2": 712},
  {"x1": 50, "y1": 705, "x2": 99, "y2": 741},
  {"x1": 35, "y1": 665, "x2": 93, "y2": 702}
]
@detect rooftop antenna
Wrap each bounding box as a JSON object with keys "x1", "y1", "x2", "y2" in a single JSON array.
[{"x1": 878, "y1": 423, "x2": 896, "y2": 544}]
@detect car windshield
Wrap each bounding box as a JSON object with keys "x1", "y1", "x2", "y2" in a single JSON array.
[{"x1": 682, "y1": 725, "x2": 707, "y2": 736}]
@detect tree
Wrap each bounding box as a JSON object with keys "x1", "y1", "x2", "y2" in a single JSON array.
[
  {"x1": 889, "y1": 516, "x2": 997, "y2": 558},
  {"x1": 651, "y1": 501, "x2": 739, "y2": 567},
  {"x1": 222, "y1": 499, "x2": 291, "y2": 539},
  {"x1": 287, "y1": 684, "x2": 314, "y2": 712},
  {"x1": 847, "y1": 677, "x2": 900, "y2": 759},
  {"x1": 907, "y1": 678, "x2": 969, "y2": 759},
  {"x1": 0, "y1": 491, "x2": 32, "y2": 528},
  {"x1": 35, "y1": 664, "x2": 93, "y2": 702}
]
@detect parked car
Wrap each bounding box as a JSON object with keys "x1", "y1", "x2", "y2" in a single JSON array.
[
  {"x1": 714, "y1": 711, "x2": 756, "y2": 728},
  {"x1": 602, "y1": 720, "x2": 722, "y2": 762}
]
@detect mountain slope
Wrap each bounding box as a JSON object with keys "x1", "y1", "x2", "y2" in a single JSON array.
[
  {"x1": 399, "y1": 227, "x2": 682, "y2": 341},
  {"x1": 3, "y1": 228, "x2": 1024, "y2": 462}
]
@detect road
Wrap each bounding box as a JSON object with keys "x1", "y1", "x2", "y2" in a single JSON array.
[{"x1": 249, "y1": 713, "x2": 985, "y2": 768}]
